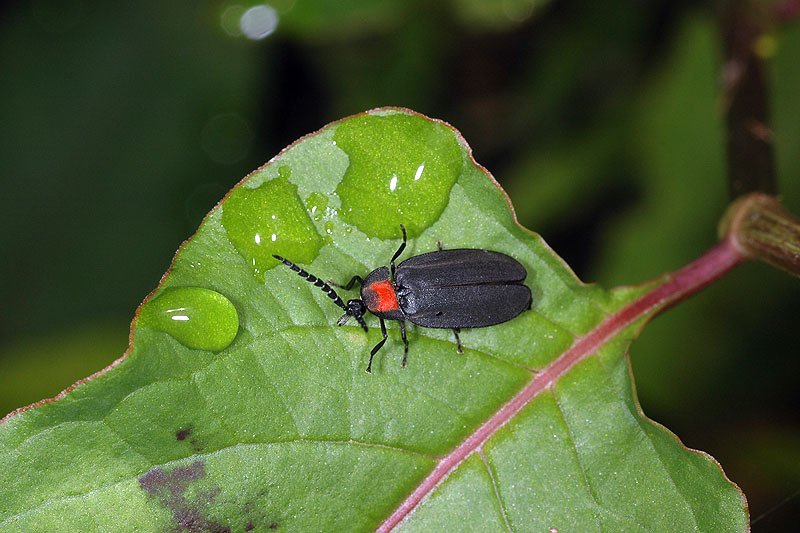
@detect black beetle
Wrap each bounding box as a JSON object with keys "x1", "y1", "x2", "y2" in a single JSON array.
[{"x1": 273, "y1": 225, "x2": 531, "y2": 372}]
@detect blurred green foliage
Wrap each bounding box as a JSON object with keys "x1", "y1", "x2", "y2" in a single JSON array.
[{"x1": 1, "y1": 0, "x2": 798, "y2": 526}]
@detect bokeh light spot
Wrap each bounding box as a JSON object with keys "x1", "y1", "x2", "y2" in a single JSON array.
[{"x1": 240, "y1": 4, "x2": 279, "y2": 40}]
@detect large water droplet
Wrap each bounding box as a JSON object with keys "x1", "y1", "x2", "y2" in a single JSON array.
[
  {"x1": 221, "y1": 169, "x2": 323, "y2": 281},
  {"x1": 141, "y1": 287, "x2": 239, "y2": 352},
  {"x1": 334, "y1": 112, "x2": 464, "y2": 238}
]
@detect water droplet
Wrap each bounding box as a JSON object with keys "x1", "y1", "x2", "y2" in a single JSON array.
[
  {"x1": 141, "y1": 287, "x2": 239, "y2": 352},
  {"x1": 221, "y1": 170, "x2": 323, "y2": 281},
  {"x1": 334, "y1": 112, "x2": 464, "y2": 238}
]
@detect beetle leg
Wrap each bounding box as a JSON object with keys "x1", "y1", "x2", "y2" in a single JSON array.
[
  {"x1": 400, "y1": 321, "x2": 409, "y2": 367},
  {"x1": 328, "y1": 275, "x2": 363, "y2": 290},
  {"x1": 452, "y1": 328, "x2": 463, "y2": 353},
  {"x1": 367, "y1": 318, "x2": 389, "y2": 373},
  {"x1": 390, "y1": 224, "x2": 408, "y2": 279},
  {"x1": 436, "y1": 240, "x2": 443, "y2": 251}
]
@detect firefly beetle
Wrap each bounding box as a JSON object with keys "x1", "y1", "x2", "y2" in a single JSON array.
[{"x1": 273, "y1": 225, "x2": 531, "y2": 372}]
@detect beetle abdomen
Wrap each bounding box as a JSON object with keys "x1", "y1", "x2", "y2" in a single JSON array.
[
  {"x1": 395, "y1": 249, "x2": 531, "y2": 328},
  {"x1": 396, "y1": 249, "x2": 526, "y2": 287},
  {"x1": 398, "y1": 284, "x2": 531, "y2": 328}
]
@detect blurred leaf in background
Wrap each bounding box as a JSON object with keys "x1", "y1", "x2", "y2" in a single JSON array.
[{"x1": 1, "y1": 0, "x2": 798, "y2": 527}]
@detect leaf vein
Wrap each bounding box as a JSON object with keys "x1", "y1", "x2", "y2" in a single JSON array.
[
  {"x1": 551, "y1": 386, "x2": 603, "y2": 531},
  {"x1": 479, "y1": 448, "x2": 512, "y2": 532}
]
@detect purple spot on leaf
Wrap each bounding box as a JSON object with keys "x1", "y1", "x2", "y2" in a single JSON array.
[{"x1": 138, "y1": 461, "x2": 228, "y2": 532}]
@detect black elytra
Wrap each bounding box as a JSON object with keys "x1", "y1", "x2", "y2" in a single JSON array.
[{"x1": 273, "y1": 225, "x2": 532, "y2": 373}]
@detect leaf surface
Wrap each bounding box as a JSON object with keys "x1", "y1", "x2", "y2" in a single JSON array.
[{"x1": 0, "y1": 109, "x2": 746, "y2": 531}]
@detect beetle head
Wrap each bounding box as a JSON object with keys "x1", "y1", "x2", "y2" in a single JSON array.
[{"x1": 337, "y1": 299, "x2": 368, "y2": 332}]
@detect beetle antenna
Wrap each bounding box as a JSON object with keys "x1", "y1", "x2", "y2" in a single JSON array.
[
  {"x1": 390, "y1": 223, "x2": 407, "y2": 279},
  {"x1": 272, "y1": 255, "x2": 348, "y2": 312}
]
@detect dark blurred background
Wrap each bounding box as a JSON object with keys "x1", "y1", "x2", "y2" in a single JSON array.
[{"x1": 1, "y1": 0, "x2": 798, "y2": 528}]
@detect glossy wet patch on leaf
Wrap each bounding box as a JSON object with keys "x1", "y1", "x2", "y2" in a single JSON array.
[
  {"x1": 221, "y1": 167, "x2": 325, "y2": 281},
  {"x1": 335, "y1": 113, "x2": 464, "y2": 239}
]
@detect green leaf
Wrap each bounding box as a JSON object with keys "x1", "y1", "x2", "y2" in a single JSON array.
[{"x1": 0, "y1": 109, "x2": 746, "y2": 531}]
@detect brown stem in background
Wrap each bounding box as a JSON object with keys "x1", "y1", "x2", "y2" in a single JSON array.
[
  {"x1": 721, "y1": 192, "x2": 800, "y2": 277},
  {"x1": 718, "y1": 2, "x2": 800, "y2": 278},
  {"x1": 719, "y1": 0, "x2": 777, "y2": 197}
]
